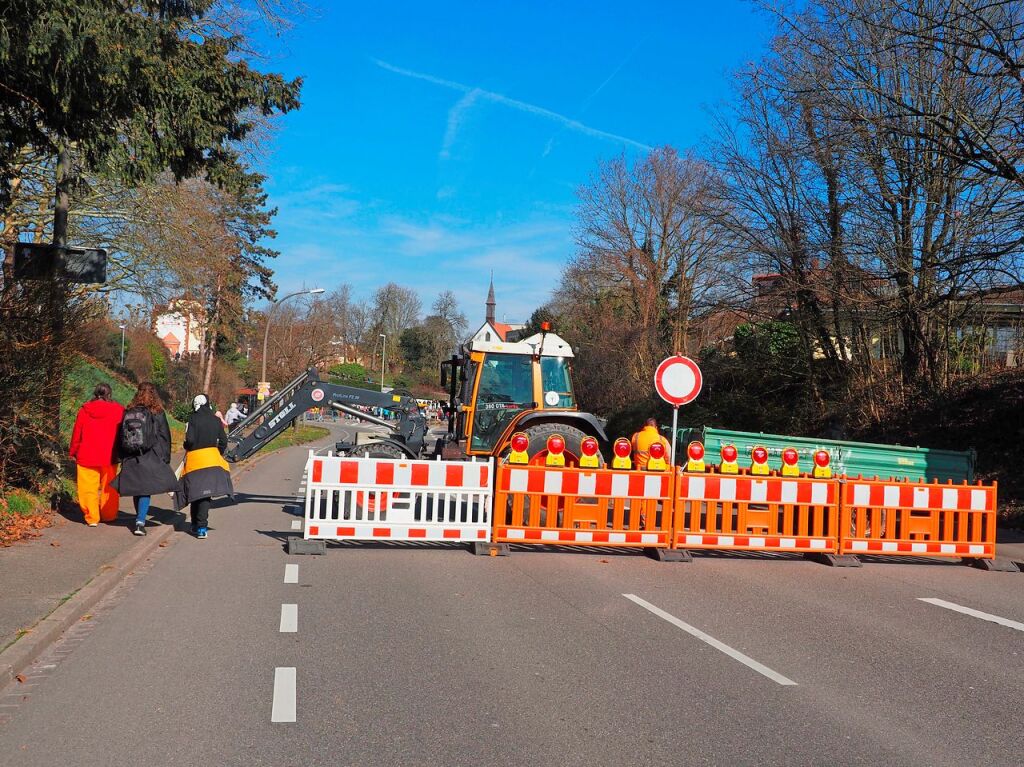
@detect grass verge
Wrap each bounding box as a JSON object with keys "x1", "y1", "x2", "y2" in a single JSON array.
[{"x1": 257, "y1": 425, "x2": 330, "y2": 454}]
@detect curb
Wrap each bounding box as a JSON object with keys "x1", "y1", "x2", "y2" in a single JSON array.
[{"x1": 0, "y1": 522, "x2": 175, "y2": 689}]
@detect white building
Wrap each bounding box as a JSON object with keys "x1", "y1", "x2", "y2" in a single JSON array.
[
  {"x1": 153, "y1": 299, "x2": 205, "y2": 357},
  {"x1": 468, "y1": 277, "x2": 525, "y2": 346}
]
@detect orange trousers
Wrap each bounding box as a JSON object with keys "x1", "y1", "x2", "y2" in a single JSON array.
[{"x1": 76, "y1": 464, "x2": 120, "y2": 525}]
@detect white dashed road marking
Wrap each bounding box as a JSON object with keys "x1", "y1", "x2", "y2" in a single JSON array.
[
  {"x1": 284, "y1": 564, "x2": 299, "y2": 584},
  {"x1": 623, "y1": 594, "x2": 797, "y2": 686},
  {"x1": 918, "y1": 598, "x2": 1024, "y2": 632},
  {"x1": 271, "y1": 667, "x2": 296, "y2": 722},
  {"x1": 279, "y1": 604, "x2": 298, "y2": 633}
]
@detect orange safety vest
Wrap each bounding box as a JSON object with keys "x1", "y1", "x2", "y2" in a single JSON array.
[{"x1": 630, "y1": 426, "x2": 670, "y2": 470}]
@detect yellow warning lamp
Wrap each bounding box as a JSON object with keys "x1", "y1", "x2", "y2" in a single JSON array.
[
  {"x1": 750, "y1": 445, "x2": 770, "y2": 476},
  {"x1": 781, "y1": 447, "x2": 801, "y2": 477},
  {"x1": 508, "y1": 432, "x2": 530, "y2": 465},
  {"x1": 720, "y1": 444, "x2": 739, "y2": 474},
  {"x1": 646, "y1": 440, "x2": 669, "y2": 471},
  {"x1": 545, "y1": 434, "x2": 566, "y2": 467},
  {"x1": 813, "y1": 449, "x2": 832, "y2": 478},
  {"x1": 579, "y1": 436, "x2": 601, "y2": 469},
  {"x1": 612, "y1": 438, "x2": 632, "y2": 470},
  {"x1": 685, "y1": 441, "x2": 706, "y2": 473}
]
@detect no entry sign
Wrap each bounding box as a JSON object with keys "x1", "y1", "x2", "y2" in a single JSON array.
[{"x1": 654, "y1": 355, "x2": 702, "y2": 406}]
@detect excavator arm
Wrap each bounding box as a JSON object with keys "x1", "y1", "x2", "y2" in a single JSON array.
[{"x1": 223, "y1": 369, "x2": 427, "y2": 462}]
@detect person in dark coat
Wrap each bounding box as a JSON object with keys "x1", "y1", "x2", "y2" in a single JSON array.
[
  {"x1": 175, "y1": 394, "x2": 233, "y2": 539},
  {"x1": 111, "y1": 382, "x2": 179, "y2": 536}
]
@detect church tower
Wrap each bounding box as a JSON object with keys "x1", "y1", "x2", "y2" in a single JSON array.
[{"x1": 486, "y1": 274, "x2": 496, "y2": 326}]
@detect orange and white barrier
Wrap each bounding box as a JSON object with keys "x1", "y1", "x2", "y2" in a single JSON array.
[
  {"x1": 839, "y1": 478, "x2": 996, "y2": 559},
  {"x1": 672, "y1": 472, "x2": 839, "y2": 554},
  {"x1": 493, "y1": 465, "x2": 673, "y2": 547},
  {"x1": 304, "y1": 454, "x2": 493, "y2": 543}
]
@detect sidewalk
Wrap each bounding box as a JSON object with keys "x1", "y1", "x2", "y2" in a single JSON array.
[
  {"x1": 0, "y1": 495, "x2": 183, "y2": 654},
  {"x1": 0, "y1": 422, "x2": 346, "y2": 680}
]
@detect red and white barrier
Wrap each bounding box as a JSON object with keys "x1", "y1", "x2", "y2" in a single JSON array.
[
  {"x1": 839, "y1": 478, "x2": 996, "y2": 559},
  {"x1": 304, "y1": 454, "x2": 493, "y2": 543}
]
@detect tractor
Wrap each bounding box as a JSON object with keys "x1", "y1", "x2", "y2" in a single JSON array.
[{"x1": 440, "y1": 324, "x2": 608, "y2": 466}]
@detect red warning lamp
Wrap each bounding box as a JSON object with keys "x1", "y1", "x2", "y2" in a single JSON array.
[
  {"x1": 581, "y1": 437, "x2": 599, "y2": 457},
  {"x1": 752, "y1": 446, "x2": 769, "y2": 464},
  {"x1": 510, "y1": 433, "x2": 529, "y2": 453},
  {"x1": 648, "y1": 441, "x2": 666, "y2": 460},
  {"x1": 813, "y1": 450, "x2": 830, "y2": 468},
  {"x1": 721, "y1": 444, "x2": 738, "y2": 463},
  {"x1": 688, "y1": 441, "x2": 705, "y2": 462},
  {"x1": 613, "y1": 438, "x2": 632, "y2": 458},
  {"x1": 546, "y1": 434, "x2": 565, "y2": 455},
  {"x1": 540, "y1": 321, "x2": 551, "y2": 332},
  {"x1": 782, "y1": 447, "x2": 799, "y2": 466}
]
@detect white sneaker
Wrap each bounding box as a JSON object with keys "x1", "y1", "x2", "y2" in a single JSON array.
[{"x1": 87, "y1": 522, "x2": 98, "y2": 527}]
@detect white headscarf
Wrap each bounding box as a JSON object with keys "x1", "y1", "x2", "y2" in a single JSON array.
[{"x1": 193, "y1": 394, "x2": 208, "y2": 411}]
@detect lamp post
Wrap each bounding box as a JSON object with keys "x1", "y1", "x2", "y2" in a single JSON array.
[
  {"x1": 118, "y1": 324, "x2": 126, "y2": 366},
  {"x1": 379, "y1": 333, "x2": 387, "y2": 392},
  {"x1": 260, "y1": 288, "x2": 325, "y2": 398}
]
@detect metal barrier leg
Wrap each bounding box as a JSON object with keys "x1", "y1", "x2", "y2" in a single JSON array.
[
  {"x1": 472, "y1": 541, "x2": 509, "y2": 557},
  {"x1": 647, "y1": 547, "x2": 692, "y2": 563},
  {"x1": 965, "y1": 557, "x2": 1020, "y2": 573},
  {"x1": 804, "y1": 552, "x2": 862, "y2": 568},
  {"x1": 287, "y1": 538, "x2": 326, "y2": 555}
]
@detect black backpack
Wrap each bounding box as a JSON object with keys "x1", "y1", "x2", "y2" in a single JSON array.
[{"x1": 120, "y1": 407, "x2": 155, "y2": 455}]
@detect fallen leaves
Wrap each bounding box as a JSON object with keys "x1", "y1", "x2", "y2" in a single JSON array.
[
  {"x1": 15, "y1": 674, "x2": 27, "y2": 684},
  {"x1": 0, "y1": 506, "x2": 54, "y2": 547}
]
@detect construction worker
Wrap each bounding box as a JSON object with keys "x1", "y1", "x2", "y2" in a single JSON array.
[{"x1": 630, "y1": 418, "x2": 671, "y2": 470}]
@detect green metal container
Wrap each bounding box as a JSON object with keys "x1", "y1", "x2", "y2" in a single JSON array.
[{"x1": 673, "y1": 426, "x2": 975, "y2": 483}]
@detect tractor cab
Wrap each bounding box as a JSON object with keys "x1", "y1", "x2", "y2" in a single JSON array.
[{"x1": 440, "y1": 327, "x2": 607, "y2": 464}]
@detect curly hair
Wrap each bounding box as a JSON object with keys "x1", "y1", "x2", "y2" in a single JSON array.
[{"x1": 128, "y1": 382, "x2": 164, "y2": 413}]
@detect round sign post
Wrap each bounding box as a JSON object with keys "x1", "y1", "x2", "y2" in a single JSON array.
[{"x1": 653, "y1": 355, "x2": 703, "y2": 466}]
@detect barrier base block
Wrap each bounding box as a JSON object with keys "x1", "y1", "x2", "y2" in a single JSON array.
[
  {"x1": 805, "y1": 552, "x2": 862, "y2": 568},
  {"x1": 647, "y1": 547, "x2": 692, "y2": 563},
  {"x1": 472, "y1": 541, "x2": 509, "y2": 557},
  {"x1": 965, "y1": 557, "x2": 1020, "y2": 573},
  {"x1": 287, "y1": 538, "x2": 326, "y2": 555}
]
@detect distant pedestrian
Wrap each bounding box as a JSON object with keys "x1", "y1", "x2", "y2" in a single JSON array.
[
  {"x1": 69, "y1": 384, "x2": 125, "y2": 526},
  {"x1": 111, "y1": 382, "x2": 179, "y2": 536},
  {"x1": 225, "y1": 402, "x2": 243, "y2": 426},
  {"x1": 176, "y1": 394, "x2": 233, "y2": 539}
]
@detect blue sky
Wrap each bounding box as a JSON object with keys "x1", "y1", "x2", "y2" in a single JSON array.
[{"x1": 256, "y1": 1, "x2": 770, "y2": 324}]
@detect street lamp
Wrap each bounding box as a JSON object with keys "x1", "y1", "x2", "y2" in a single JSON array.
[
  {"x1": 260, "y1": 288, "x2": 325, "y2": 397},
  {"x1": 379, "y1": 333, "x2": 387, "y2": 392},
  {"x1": 118, "y1": 324, "x2": 126, "y2": 366}
]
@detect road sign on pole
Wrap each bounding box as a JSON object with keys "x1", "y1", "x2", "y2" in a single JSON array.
[{"x1": 654, "y1": 355, "x2": 703, "y2": 466}]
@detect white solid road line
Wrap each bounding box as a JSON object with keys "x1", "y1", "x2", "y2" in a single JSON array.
[
  {"x1": 271, "y1": 667, "x2": 296, "y2": 722},
  {"x1": 284, "y1": 564, "x2": 299, "y2": 583},
  {"x1": 291, "y1": 519, "x2": 302, "y2": 530},
  {"x1": 280, "y1": 603, "x2": 298, "y2": 633},
  {"x1": 623, "y1": 594, "x2": 797, "y2": 686},
  {"x1": 918, "y1": 597, "x2": 1024, "y2": 632}
]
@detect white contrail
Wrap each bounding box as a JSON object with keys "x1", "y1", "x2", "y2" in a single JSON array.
[
  {"x1": 441, "y1": 88, "x2": 482, "y2": 159},
  {"x1": 374, "y1": 58, "x2": 652, "y2": 151}
]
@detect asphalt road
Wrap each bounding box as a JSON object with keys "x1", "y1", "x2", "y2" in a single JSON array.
[{"x1": 1, "y1": 430, "x2": 1022, "y2": 766}]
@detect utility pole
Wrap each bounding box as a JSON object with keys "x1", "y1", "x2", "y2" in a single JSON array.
[{"x1": 49, "y1": 147, "x2": 70, "y2": 443}]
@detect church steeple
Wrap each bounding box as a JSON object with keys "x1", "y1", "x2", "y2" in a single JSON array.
[{"x1": 486, "y1": 273, "x2": 496, "y2": 326}]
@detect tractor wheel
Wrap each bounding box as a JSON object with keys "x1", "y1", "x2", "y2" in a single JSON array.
[
  {"x1": 354, "y1": 442, "x2": 408, "y2": 460},
  {"x1": 515, "y1": 422, "x2": 605, "y2": 468}
]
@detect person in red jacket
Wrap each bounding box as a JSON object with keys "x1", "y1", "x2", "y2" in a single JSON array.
[{"x1": 69, "y1": 383, "x2": 125, "y2": 526}]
